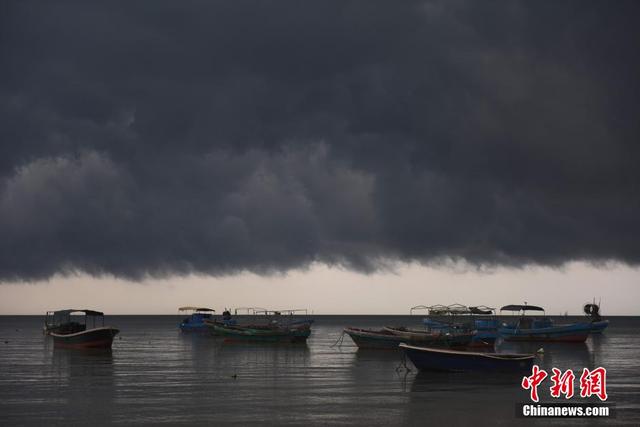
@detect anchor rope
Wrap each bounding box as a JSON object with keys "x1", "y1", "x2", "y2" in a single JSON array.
[{"x1": 330, "y1": 330, "x2": 346, "y2": 348}]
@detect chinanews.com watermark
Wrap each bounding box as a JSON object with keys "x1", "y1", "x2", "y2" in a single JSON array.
[
  {"x1": 517, "y1": 403, "x2": 614, "y2": 418},
  {"x1": 516, "y1": 365, "x2": 615, "y2": 418}
]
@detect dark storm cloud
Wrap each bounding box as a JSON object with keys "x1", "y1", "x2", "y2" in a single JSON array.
[{"x1": 1, "y1": 1, "x2": 639, "y2": 280}]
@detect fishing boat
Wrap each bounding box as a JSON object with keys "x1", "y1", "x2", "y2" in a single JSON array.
[
  {"x1": 211, "y1": 323, "x2": 311, "y2": 343},
  {"x1": 414, "y1": 304, "x2": 499, "y2": 347},
  {"x1": 498, "y1": 304, "x2": 592, "y2": 342},
  {"x1": 209, "y1": 308, "x2": 313, "y2": 342},
  {"x1": 344, "y1": 327, "x2": 473, "y2": 350},
  {"x1": 44, "y1": 309, "x2": 119, "y2": 349},
  {"x1": 400, "y1": 343, "x2": 535, "y2": 372},
  {"x1": 584, "y1": 301, "x2": 609, "y2": 333},
  {"x1": 179, "y1": 307, "x2": 216, "y2": 332}
]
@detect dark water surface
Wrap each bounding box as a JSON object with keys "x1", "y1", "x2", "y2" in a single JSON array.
[{"x1": 1, "y1": 315, "x2": 639, "y2": 425}]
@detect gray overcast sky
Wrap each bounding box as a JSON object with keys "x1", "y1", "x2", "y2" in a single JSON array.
[{"x1": 1, "y1": 1, "x2": 639, "y2": 313}]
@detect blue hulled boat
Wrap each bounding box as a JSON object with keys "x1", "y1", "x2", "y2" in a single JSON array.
[
  {"x1": 179, "y1": 307, "x2": 216, "y2": 332},
  {"x1": 498, "y1": 304, "x2": 592, "y2": 343},
  {"x1": 400, "y1": 343, "x2": 535, "y2": 372}
]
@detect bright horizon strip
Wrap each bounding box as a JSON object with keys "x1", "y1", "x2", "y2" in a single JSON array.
[{"x1": 0, "y1": 261, "x2": 638, "y2": 315}]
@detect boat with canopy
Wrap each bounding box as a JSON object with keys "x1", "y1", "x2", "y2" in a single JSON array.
[
  {"x1": 179, "y1": 306, "x2": 217, "y2": 332},
  {"x1": 414, "y1": 304, "x2": 499, "y2": 347},
  {"x1": 208, "y1": 309, "x2": 313, "y2": 342},
  {"x1": 44, "y1": 309, "x2": 119, "y2": 349},
  {"x1": 498, "y1": 303, "x2": 592, "y2": 342}
]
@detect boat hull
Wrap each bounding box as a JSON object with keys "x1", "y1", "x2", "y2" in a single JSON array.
[
  {"x1": 212, "y1": 324, "x2": 310, "y2": 343},
  {"x1": 180, "y1": 323, "x2": 209, "y2": 332},
  {"x1": 50, "y1": 327, "x2": 119, "y2": 349},
  {"x1": 345, "y1": 328, "x2": 406, "y2": 349},
  {"x1": 345, "y1": 327, "x2": 472, "y2": 350},
  {"x1": 400, "y1": 344, "x2": 535, "y2": 372},
  {"x1": 590, "y1": 320, "x2": 609, "y2": 334},
  {"x1": 498, "y1": 322, "x2": 591, "y2": 343}
]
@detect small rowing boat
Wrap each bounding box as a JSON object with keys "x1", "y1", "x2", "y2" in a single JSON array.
[{"x1": 400, "y1": 344, "x2": 535, "y2": 372}]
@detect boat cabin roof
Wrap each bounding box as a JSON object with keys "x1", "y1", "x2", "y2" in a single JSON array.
[
  {"x1": 178, "y1": 307, "x2": 215, "y2": 312},
  {"x1": 469, "y1": 306, "x2": 495, "y2": 315},
  {"x1": 47, "y1": 309, "x2": 104, "y2": 317},
  {"x1": 500, "y1": 304, "x2": 545, "y2": 313},
  {"x1": 411, "y1": 304, "x2": 495, "y2": 316}
]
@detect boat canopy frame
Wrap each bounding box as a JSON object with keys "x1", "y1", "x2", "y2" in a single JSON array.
[
  {"x1": 411, "y1": 304, "x2": 495, "y2": 317},
  {"x1": 44, "y1": 309, "x2": 105, "y2": 329},
  {"x1": 253, "y1": 309, "x2": 309, "y2": 317},
  {"x1": 500, "y1": 304, "x2": 546, "y2": 315}
]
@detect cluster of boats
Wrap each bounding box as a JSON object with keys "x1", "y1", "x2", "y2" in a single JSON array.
[
  {"x1": 41, "y1": 301, "x2": 607, "y2": 373},
  {"x1": 180, "y1": 307, "x2": 314, "y2": 343},
  {"x1": 343, "y1": 302, "x2": 608, "y2": 373}
]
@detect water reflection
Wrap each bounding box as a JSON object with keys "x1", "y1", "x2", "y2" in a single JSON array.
[
  {"x1": 404, "y1": 370, "x2": 528, "y2": 425},
  {"x1": 2, "y1": 316, "x2": 639, "y2": 425},
  {"x1": 50, "y1": 348, "x2": 115, "y2": 423}
]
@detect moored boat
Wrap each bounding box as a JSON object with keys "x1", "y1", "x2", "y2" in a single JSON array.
[
  {"x1": 344, "y1": 326, "x2": 473, "y2": 350},
  {"x1": 45, "y1": 309, "x2": 119, "y2": 349},
  {"x1": 179, "y1": 307, "x2": 217, "y2": 332},
  {"x1": 400, "y1": 343, "x2": 535, "y2": 372},
  {"x1": 212, "y1": 323, "x2": 311, "y2": 343},
  {"x1": 209, "y1": 308, "x2": 313, "y2": 342},
  {"x1": 498, "y1": 304, "x2": 591, "y2": 343}
]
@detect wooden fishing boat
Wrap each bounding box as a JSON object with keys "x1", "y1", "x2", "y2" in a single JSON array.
[
  {"x1": 400, "y1": 343, "x2": 535, "y2": 372},
  {"x1": 212, "y1": 323, "x2": 311, "y2": 343},
  {"x1": 207, "y1": 308, "x2": 313, "y2": 337},
  {"x1": 498, "y1": 304, "x2": 591, "y2": 342},
  {"x1": 44, "y1": 309, "x2": 119, "y2": 349},
  {"x1": 344, "y1": 327, "x2": 473, "y2": 350},
  {"x1": 179, "y1": 307, "x2": 216, "y2": 332}
]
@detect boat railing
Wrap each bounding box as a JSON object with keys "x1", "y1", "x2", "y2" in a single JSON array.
[
  {"x1": 233, "y1": 307, "x2": 269, "y2": 316},
  {"x1": 417, "y1": 303, "x2": 498, "y2": 333},
  {"x1": 253, "y1": 309, "x2": 309, "y2": 316},
  {"x1": 409, "y1": 305, "x2": 430, "y2": 315}
]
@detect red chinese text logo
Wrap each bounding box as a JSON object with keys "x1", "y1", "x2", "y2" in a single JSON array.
[
  {"x1": 579, "y1": 367, "x2": 608, "y2": 401},
  {"x1": 521, "y1": 366, "x2": 608, "y2": 402},
  {"x1": 521, "y1": 365, "x2": 548, "y2": 402},
  {"x1": 550, "y1": 368, "x2": 575, "y2": 399}
]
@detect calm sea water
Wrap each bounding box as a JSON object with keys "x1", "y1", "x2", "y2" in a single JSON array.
[{"x1": 1, "y1": 315, "x2": 639, "y2": 426}]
